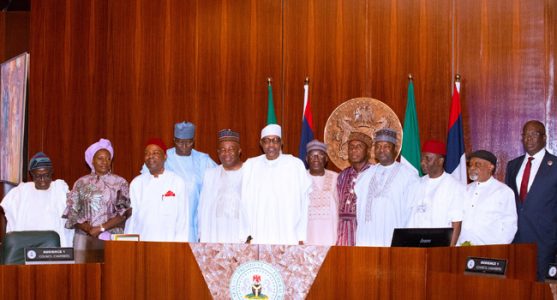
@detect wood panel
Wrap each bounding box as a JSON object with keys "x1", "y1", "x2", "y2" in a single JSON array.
[
  {"x1": 427, "y1": 272, "x2": 553, "y2": 300},
  {"x1": 29, "y1": 0, "x2": 282, "y2": 185},
  {"x1": 456, "y1": 0, "x2": 547, "y2": 179},
  {"x1": 427, "y1": 243, "x2": 537, "y2": 281},
  {"x1": 307, "y1": 246, "x2": 428, "y2": 299},
  {"x1": 282, "y1": 0, "x2": 370, "y2": 155},
  {"x1": 26, "y1": 0, "x2": 557, "y2": 185},
  {"x1": 283, "y1": 0, "x2": 452, "y2": 160},
  {"x1": 102, "y1": 241, "x2": 211, "y2": 300},
  {"x1": 0, "y1": 263, "x2": 101, "y2": 300}
]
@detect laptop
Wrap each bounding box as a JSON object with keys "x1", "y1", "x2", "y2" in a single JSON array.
[{"x1": 390, "y1": 228, "x2": 453, "y2": 247}]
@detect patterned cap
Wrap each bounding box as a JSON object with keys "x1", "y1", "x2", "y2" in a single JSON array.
[
  {"x1": 218, "y1": 129, "x2": 240, "y2": 142},
  {"x1": 374, "y1": 128, "x2": 397, "y2": 144},
  {"x1": 29, "y1": 152, "x2": 52, "y2": 171},
  {"x1": 306, "y1": 139, "x2": 327, "y2": 153}
]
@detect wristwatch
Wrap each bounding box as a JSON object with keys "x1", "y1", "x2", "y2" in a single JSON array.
[{"x1": 100, "y1": 225, "x2": 106, "y2": 232}]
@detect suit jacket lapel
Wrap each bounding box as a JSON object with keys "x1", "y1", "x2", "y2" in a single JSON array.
[
  {"x1": 508, "y1": 155, "x2": 524, "y2": 194},
  {"x1": 527, "y1": 152, "x2": 552, "y2": 199}
]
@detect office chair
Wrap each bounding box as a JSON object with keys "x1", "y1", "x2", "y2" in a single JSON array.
[{"x1": 1, "y1": 230, "x2": 60, "y2": 265}]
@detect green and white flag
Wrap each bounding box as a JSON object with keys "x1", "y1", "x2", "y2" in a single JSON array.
[{"x1": 400, "y1": 79, "x2": 422, "y2": 176}]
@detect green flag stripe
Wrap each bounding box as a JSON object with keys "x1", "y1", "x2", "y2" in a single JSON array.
[
  {"x1": 401, "y1": 80, "x2": 422, "y2": 176},
  {"x1": 267, "y1": 83, "x2": 277, "y2": 125}
]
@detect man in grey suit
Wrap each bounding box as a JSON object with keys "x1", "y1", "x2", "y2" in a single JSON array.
[{"x1": 505, "y1": 120, "x2": 557, "y2": 280}]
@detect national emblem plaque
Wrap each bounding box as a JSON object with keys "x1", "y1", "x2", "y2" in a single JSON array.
[{"x1": 324, "y1": 97, "x2": 402, "y2": 170}]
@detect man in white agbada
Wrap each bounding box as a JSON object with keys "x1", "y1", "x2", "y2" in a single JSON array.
[
  {"x1": 140, "y1": 122, "x2": 216, "y2": 242},
  {"x1": 354, "y1": 129, "x2": 418, "y2": 246},
  {"x1": 407, "y1": 140, "x2": 465, "y2": 246},
  {"x1": 126, "y1": 138, "x2": 189, "y2": 242},
  {"x1": 240, "y1": 124, "x2": 311, "y2": 245},
  {"x1": 458, "y1": 150, "x2": 517, "y2": 245},
  {"x1": 1, "y1": 152, "x2": 74, "y2": 247},
  {"x1": 305, "y1": 139, "x2": 338, "y2": 246},
  {"x1": 198, "y1": 129, "x2": 244, "y2": 243}
]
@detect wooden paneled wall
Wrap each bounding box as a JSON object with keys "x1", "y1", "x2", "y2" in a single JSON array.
[
  {"x1": 27, "y1": 0, "x2": 555, "y2": 185},
  {"x1": 0, "y1": 12, "x2": 29, "y2": 63}
]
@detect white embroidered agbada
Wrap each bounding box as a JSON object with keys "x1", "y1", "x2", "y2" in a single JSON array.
[
  {"x1": 306, "y1": 169, "x2": 339, "y2": 245},
  {"x1": 407, "y1": 172, "x2": 465, "y2": 228},
  {"x1": 198, "y1": 165, "x2": 244, "y2": 243},
  {"x1": 354, "y1": 162, "x2": 418, "y2": 246},
  {"x1": 1, "y1": 180, "x2": 74, "y2": 247},
  {"x1": 240, "y1": 154, "x2": 311, "y2": 245},
  {"x1": 125, "y1": 170, "x2": 189, "y2": 242},
  {"x1": 457, "y1": 177, "x2": 517, "y2": 245}
]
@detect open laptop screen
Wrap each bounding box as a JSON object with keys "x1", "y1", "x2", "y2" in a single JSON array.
[{"x1": 390, "y1": 228, "x2": 453, "y2": 247}]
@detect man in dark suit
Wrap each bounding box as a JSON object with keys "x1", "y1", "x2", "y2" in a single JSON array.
[{"x1": 505, "y1": 120, "x2": 557, "y2": 280}]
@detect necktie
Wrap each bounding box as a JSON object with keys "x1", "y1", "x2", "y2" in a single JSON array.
[{"x1": 519, "y1": 157, "x2": 534, "y2": 202}]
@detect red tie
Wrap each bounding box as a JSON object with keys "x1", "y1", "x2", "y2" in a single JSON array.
[{"x1": 519, "y1": 157, "x2": 534, "y2": 202}]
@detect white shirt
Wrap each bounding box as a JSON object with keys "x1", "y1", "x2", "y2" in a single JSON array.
[
  {"x1": 1, "y1": 180, "x2": 74, "y2": 247},
  {"x1": 354, "y1": 162, "x2": 419, "y2": 246},
  {"x1": 198, "y1": 165, "x2": 243, "y2": 243},
  {"x1": 240, "y1": 153, "x2": 311, "y2": 245},
  {"x1": 458, "y1": 177, "x2": 517, "y2": 245},
  {"x1": 125, "y1": 170, "x2": 189, "y2": 242},
  {"x1": 407, "y1": 172, "x2": 466, "y2": 228},
  {"x1": 515, "y1": 149, "x2": 545, "y2": 194}
]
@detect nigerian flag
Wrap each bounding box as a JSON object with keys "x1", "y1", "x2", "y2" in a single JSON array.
[
  {"x1": 400, "y1": 78, "x2": 422, "y2": 176},
  {"x1": 267, "y1": 79, "x2": 277, "y2": 124}
]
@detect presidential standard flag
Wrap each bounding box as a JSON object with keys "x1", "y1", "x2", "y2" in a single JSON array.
[
  {"x1": 445, "y1": 79, "x2": 467, "y2": 184},
  {"x1": 298, "y1": 79, "x2": 315, "y2": 165},
  {"x1": 400, "y1": 79, "x2": 422, "y2": 176},
  {"x1": 267, "y1": 79, "x2": 277, "y2": 125}
]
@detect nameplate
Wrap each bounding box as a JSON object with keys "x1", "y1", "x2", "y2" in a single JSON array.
[
  {"x1": 112, "y1": 234, "x2": 140, "y2": 241},
  {"x1": 546, "y1": 263, "x2": 557, "y2": 282},
  {"x1": 24, "y1": 247, "x2": 75, "y2": 265},
  {"x1": 464, "y1": 256, "x2": 507, "y2": 277}
]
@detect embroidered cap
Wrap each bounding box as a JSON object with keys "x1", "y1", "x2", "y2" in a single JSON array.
[
  {"x1": 218, "y1": 129, "x2": 240, "y2": 143},
  {"x1": 374, "y1": 128, "x2": 397, "y2": 144}
]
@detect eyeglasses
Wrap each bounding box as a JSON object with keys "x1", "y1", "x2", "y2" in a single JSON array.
[
  {"x1": 261, "y1": 137, "x2": 281, "y2": 145},
  {"x1": 32, "y1": 173, "x2": 52, "y2": 181},
  {"x1": 522, "y1": 132, "x2": 544, "y2": 139}
]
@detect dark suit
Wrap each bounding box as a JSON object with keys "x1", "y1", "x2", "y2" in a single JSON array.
[{"x1": 505, "y1": 151, "x2": 557, "y2": 280}]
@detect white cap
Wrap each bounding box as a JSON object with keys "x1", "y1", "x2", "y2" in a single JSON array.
[{"x1": 261, "y1": 124, "x2": 282, "y2": 139}]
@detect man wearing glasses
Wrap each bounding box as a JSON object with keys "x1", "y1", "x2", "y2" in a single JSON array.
[
  {"x1": 1, "y1": 152, "x2": 74, "y2": 246},
  {"x1": 240, "y1": 124, "x2": 311, "y2": 245}
]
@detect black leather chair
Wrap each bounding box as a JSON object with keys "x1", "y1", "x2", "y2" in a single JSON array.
[{"x1": 1, "y1": 230, "x2": 60, "y2": 265}]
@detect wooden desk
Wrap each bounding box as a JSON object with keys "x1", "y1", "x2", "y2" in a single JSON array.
[
  {"x1": 0, "y1": 263, "x2": 101, "y2": 300},
  {"x1": 102, "y1": 241, "x2": 212, "y2": 299},
  {"x1": 0, "y1": 242, "x2": 553, "y2": 299}
]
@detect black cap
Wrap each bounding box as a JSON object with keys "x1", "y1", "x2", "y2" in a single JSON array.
[{"x1": 468, "y1": 150, "x2": 497, "y2": 167}]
